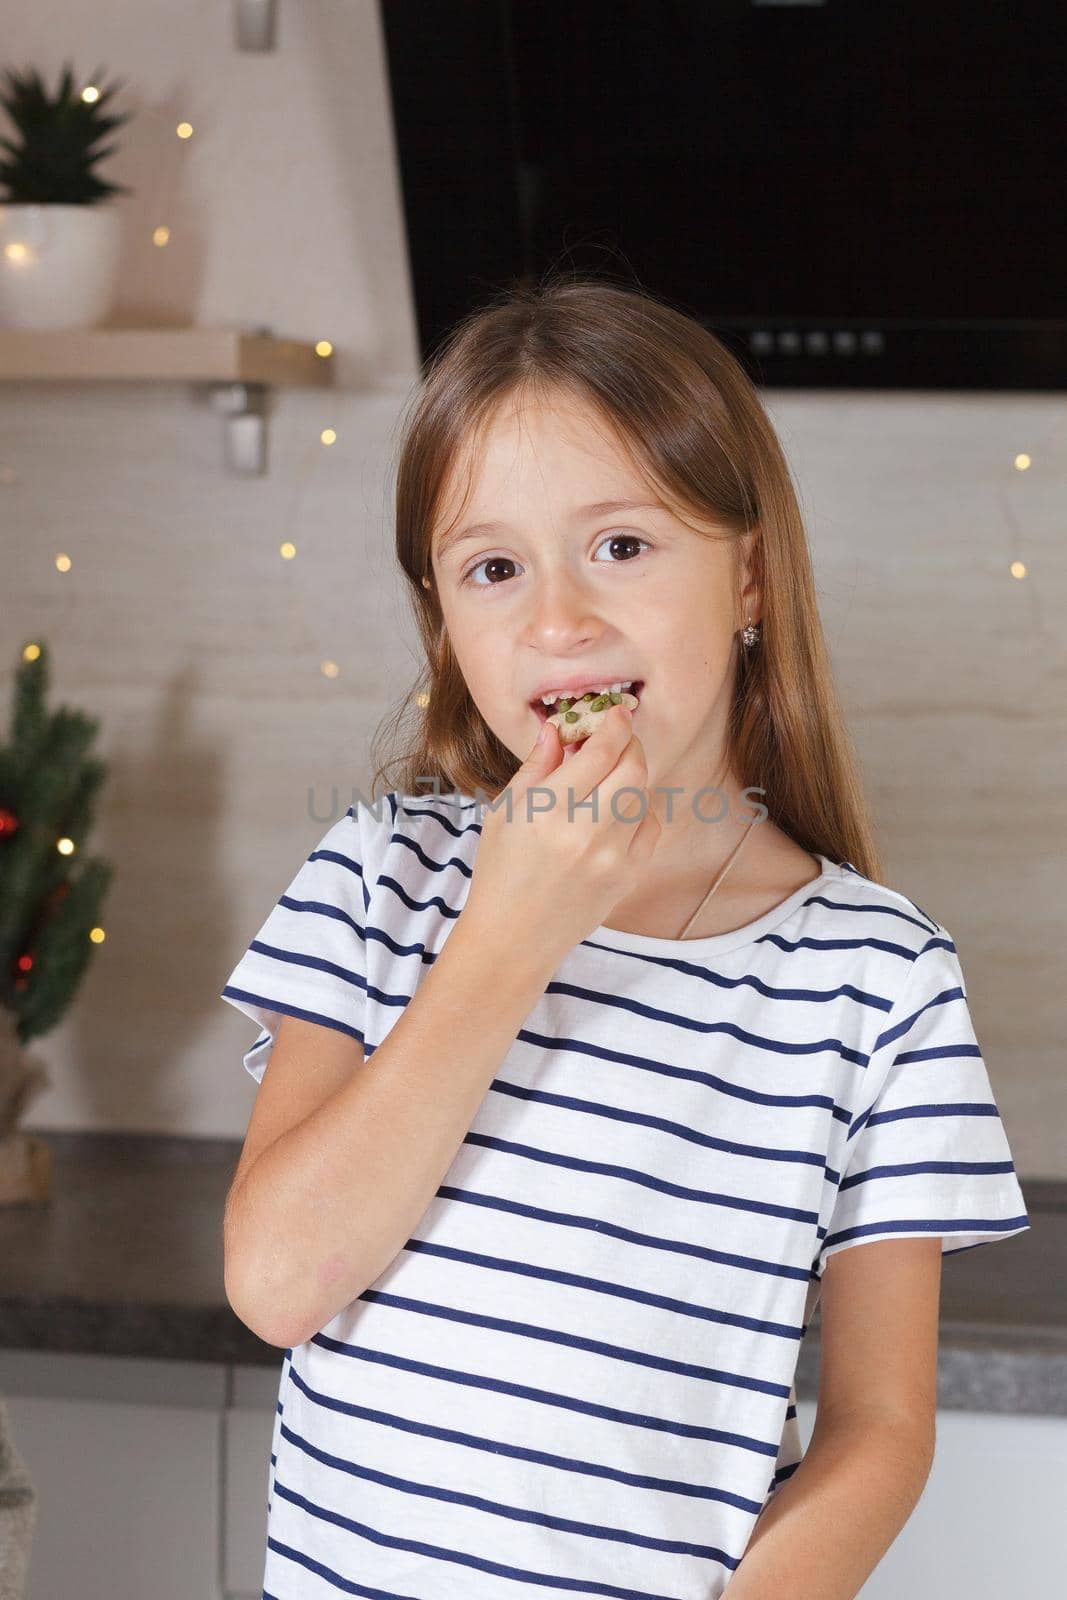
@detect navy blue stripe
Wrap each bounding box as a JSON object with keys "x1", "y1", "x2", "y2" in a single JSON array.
[
  {"x1": 553, "y1": 959, "x2": 901, "y2": 1009},
  {"x1": 401, "y1": 1236, "x2": 806, "y2": 1342},
  {"x1": 490, "y1": 1076, "x2": 832, "y2": 1174},
  {"x1": 393, "y1": 829, "x2": 476, "y2": 880},
  {"x1": 268, "y1": 1480, "x2": 730, "y2": 1596},
  {"x1": 313, "y1": 1328, "x2": 791, "y2": 1439},
  {"x1": 758, "y1": 931, "x2": 935, "y2": 958},
  {"x1": 802, "y1": 893, "x2": 940, "y2": 937},
  {"x1": 378, "y1": 872, "x2": 464, "y2": 921},
  {"x1": 288, "y1": 1349, "x2": 778, "y2": 1498},
  {"x1": 433, "y1": 1180, "x2": 814, "y2": 1281},
  {"x1": 219, "y1": 985, "x2": 366, "y2": 1046},
  {"x1": 398, "y1": 800, "x2": 482, "y2": 840},
  {"x1": 463, "y1": 1130, "x2": 824, "y2": 1227},
  {"x1": 886, "y1": 976, "x2": 964, "y2": 1028},
  {"x1": 246, "y1": 936, "x2": 367, "y2": 994},
  {"x1": 346, "y1": 794, "x2": 395, "y2": 828},
  {"x1": 894, "y1": 1044, "x2": 982, "y2": 1066},
  {"x1": 362, "y1": 923, "x2": 437, "y2": 966},
  {"x1": 275, "y1": 891, "x2": 365, "y2": 937},
  {"x1": 522, "y1": 1000, "x2": 869, "y2": 1064},
  {"x1": 771, "y1": 1457, "x2": 802, "y2": 1490},
  {"x1": 590, "y1": 890, "x2": 940, "y2": 945},
  {"x1": 841, "y1": 1157, "x2": 1019, "y2": 1189},
  {"x1": 823, "y1": 1213, "x2": 1029, "y2": 1251},
  {"x1": 868, "y1": 975, "x2": 963, "y2": 1057},
  {"x1": 307, "y1": 846, "x2": 365, "y2": 882},
  {"x1": 507, "y1": 1027, "x2": 853, "y2": 1119},
  {"x1": 865, "y1": 1101, "x2": 1002, "y2": 1129}
]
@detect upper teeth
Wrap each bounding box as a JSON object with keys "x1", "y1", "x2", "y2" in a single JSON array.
[{"x1": 540, "y1": 680, "x2": 635, "y2": 705}]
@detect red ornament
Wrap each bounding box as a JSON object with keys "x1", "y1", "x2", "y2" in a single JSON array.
[
  {"x1": 43, "y1": 882, "x2": 70, "y2": 914},
  {"x1": 0, "y1": 807, "x2": 18, "y2": 838}
]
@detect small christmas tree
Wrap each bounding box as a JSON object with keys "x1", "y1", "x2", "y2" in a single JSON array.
[{"x1": 0, "y1": 640, "x2": 114, "y2": 1203}]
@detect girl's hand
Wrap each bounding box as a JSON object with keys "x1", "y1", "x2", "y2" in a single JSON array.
[{"x1": 463, "y1": 704, "x2": 662, "y2": 961}]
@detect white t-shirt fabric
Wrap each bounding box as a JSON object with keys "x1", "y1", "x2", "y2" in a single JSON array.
[{"x1": 221, "y1": 789, "x2": 1030, "y2": 1600}]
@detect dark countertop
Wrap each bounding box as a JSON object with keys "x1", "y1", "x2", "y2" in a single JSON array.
[{"x1": 1, "y1": 1132, "x2": 1063, "y2": 1415}]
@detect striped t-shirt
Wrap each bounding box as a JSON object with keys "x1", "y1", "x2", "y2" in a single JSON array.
[{"x1": 221, "y1": 789, "x2": 1030, "y2": 1600}]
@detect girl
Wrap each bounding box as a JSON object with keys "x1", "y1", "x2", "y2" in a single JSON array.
[{"x1": 221, "y1": 276, "x2": 1030, "y2": 1600}]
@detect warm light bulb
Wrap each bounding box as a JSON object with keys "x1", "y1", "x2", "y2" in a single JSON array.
[
  {"x1": 152, "y1": 226, "x2": 170, "y2": 247},
  {"x1": 21, "y1": 643, "x2": 41, "y2": 662},
  {"x1": 55, "y1": 553, "x2": 72, "y2": 572},
  {"x1": 81, "y1": 86, "x2": 100, "y2": 103},
  {"x1": 1014, "y1": 453, "x2": 1031, "y2": 471},
  {"x1": 320, "y1": 428, "x2": 337, "y2": 445},
  {"x1": 1010, "y1": 560, "x2": 1028, "y2": 579},
  {"x1": 315, "y1": 340, "x2": 333, "y2": 357},
  {"x1": 89, "y1": 927, "x2": 106, "y2": 944},
  {"x1": 57, "y1": 837, "x2": 75, "y2": 856},
  {"x1": 176, "y1": 122, "x2": 194, "y2": 139},
  {"x1": 3, "y1": 241, "x2": 33, "y2": 266},
  {"x1": 280, "y1": 541, "x2": 296, "y2": 560},
  {"x1": 320, "y1": 660, "x2": 340, "y2": 679}
]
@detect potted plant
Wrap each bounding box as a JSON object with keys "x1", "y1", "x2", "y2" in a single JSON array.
[{"x1": 0, "y1": 61, "x2": 133, "y2": 329}]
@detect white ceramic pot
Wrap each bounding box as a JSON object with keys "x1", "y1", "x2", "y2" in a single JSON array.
[{"x1": 0, "y1": 202, "x2": 123, "y2": 329}]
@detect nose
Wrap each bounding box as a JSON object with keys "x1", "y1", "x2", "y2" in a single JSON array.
[{"x1": 522, "y1": 561, "x2": 609, "y2": 651}]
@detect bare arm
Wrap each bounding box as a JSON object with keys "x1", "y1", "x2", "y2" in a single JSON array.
[
  {"x1": 721, "y1": 1411, "x2": 934, "y2": 1600},
  {"x1": 224, "y1": 911, "x2": 557, "y2": 1349},
  {"x1": 723, "y1": 1239, "x2": 941, "y2": 1598}
]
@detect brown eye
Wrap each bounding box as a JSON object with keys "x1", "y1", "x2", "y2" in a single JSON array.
[
  {"x1": 593, "y1": 533, "x2": 649, "y2": 563},
  {"x1": 461, "y1": 556, "x2": 518, "y2": 588}
]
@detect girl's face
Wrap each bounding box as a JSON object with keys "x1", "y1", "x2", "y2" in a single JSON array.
[{"x1": 429, "y1": 389, "x2": 757, "y2": 806}]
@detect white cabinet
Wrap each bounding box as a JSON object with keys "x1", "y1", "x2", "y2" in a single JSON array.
[
  {"x1": 795, "y1": 1400, "x2": 1067, "y2": 1597},
  {"x1": 224, "y1": 1364, "x2": 284, "y2": 1599},
  {"x1": 0, "y1": 1352, "x2": 1062, "y2": 1599},
  {"x1": 0, "y1": 1349, "x2": 283, "y2": 1600}
]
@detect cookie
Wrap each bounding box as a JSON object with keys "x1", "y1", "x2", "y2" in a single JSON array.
[{"x1": 546, "y1": 688, "x2": 639, "y2": 746}]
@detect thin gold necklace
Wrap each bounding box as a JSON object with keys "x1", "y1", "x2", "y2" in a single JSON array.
[{"x1": 676, "y1": 819, "x2": 759, "y2": 940}]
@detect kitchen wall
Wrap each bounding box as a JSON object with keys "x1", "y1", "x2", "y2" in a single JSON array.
[{"x1": 1, "y1": 1, "x2": 1061, "y2": 1173}]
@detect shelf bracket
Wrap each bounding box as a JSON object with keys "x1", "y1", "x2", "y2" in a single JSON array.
[{"x1": 207, "y1": 381, "x2": 271, "y2": 476}]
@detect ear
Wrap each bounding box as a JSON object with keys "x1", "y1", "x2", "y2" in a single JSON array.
[{"x1": 737, "y1": 525, "x2": 762, "y2": 622}]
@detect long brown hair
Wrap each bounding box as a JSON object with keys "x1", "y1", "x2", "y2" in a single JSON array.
[{"x1": 368, "y1": 272, "x2": 883, "y2": 881}]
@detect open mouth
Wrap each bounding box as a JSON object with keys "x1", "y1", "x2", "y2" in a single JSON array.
[{"x1": 529, "y1": 681, "x2": 645, "y2": 722}]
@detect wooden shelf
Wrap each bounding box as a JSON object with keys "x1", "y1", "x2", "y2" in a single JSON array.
[
  {"x1": 0, "y1": 326, "x2": 336, "y2": 475},
  {"x1": 0, "y1": 326, "x2": 334, "y2": 386}
]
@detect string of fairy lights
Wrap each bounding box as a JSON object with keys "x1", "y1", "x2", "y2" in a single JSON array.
[
  {"x1": 3, "y1": 78, "x2": 1057, "y2": 961},
  {"x1": 9, "y1": 73, "x2": 343, "y2": 679},
  {"x1": 3, "y1": 72, "x2": 346, "y2": 961},
  {"x1": 10, "y1": 414, "x2": 1050, "y2": 966}
]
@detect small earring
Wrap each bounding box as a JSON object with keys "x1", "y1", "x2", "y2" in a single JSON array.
[
  {"x1": 741, "y1": 616, "x2": 762, "y2": 648},
  {"x1": 421, "y1": 574, "x2": 431, "y2": 589}
]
